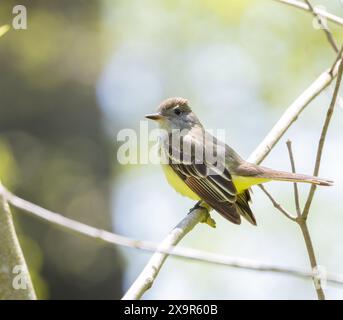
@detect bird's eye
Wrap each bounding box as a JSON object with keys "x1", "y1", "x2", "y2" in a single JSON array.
[{"x1": 174, "y1": 108, "x2": 181, "y2": 116}]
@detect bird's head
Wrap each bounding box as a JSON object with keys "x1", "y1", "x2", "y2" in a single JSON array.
[{"x1": 145, "y1": 97, "x2": 201, "y2": 132}]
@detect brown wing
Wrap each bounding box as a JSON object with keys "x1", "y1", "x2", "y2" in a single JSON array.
[
  {"x1": 163, "y1": 131, "x2": 257, "y2": 225},
  {"x1": 169, "y1": 161, "x2": 241, "y2": 225}
]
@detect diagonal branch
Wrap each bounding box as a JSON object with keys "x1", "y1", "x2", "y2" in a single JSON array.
[
  {"x1": 329, "y1": 46, "x2": 343, "y2": 75},
  {"x1": 122, "y1": 207, "x2": 208, "y2": 300},
  {"x1": 272, "y1": 0, "x2": 343, "y2": 27},
  {"x1": 303, "y1": 0, "x2": 339, "y2": 53},
  {"x1": 258, "y1": 184, "x2": 297, "y2": 221},
  {"x1": 0, "y1": 182, "x2": 36, "y2": 300},
  {"x1": 247, "y1": 59, "x2": 341, "y2": 165}
]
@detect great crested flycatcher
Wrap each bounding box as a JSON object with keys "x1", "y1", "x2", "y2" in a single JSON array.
[{"x1": 145, "y1": 97, "x2": 333, "y2": 226}]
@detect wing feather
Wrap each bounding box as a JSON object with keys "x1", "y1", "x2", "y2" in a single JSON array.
[{"x1": 162, "y1": 132, "x2": 256, "y2": 225}]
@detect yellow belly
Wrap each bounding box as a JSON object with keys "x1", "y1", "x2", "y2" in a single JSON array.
[
  {"x1": 232, "y1": 175, "x2": 270, "y2": 193},
  {"x1": 161, "y1": 164, "x2": 201, "y2": 200}
]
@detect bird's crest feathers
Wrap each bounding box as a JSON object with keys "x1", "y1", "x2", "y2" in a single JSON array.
[{"x1": 158, "y1": 97, "x2": 191, "y2": 113}]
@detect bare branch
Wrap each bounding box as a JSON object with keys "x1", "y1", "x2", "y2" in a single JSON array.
[
  {"x1": 1, "y1": 183, "x2": 341, "y2": 289},
  {"x1": 298, "y1": 218, "x2": 325, "y2": 300},
  {"x1": 0, "y1": 182, "x2": 36, "y2": 300},
  {"x1": 286, "y1": 140, "x2": 301, "y2": 217},
  {"x1": 277, "y1": 50, "x2": 343, "y2": 300},
  {"x1": 272, "y1": 0, "x2": 343, "y2": 27},
  {"x1": 303, "y1": 0, "x2": 339, "y2": 53},
  {"x1": 285, "y1": 140, "x2": 326, "y2": 299},
  {"x1": 303, "y1": 51, "x2": 343, "y2": 220},
  {"x1": 258, "y1": 184, "x2": 297, "y2": 221},
  {"x1": 248, "y1": 62, "x2": 341, "y2": 165},
  {"x1": 329, "y1": 46, "x2": 343, "y2": 75},
  {"x1": 262, "y1": 139, "x2": 327, "y2": 299},
  {"x1": 122, "y1": 208, "x2": 208, "y2": 300}
]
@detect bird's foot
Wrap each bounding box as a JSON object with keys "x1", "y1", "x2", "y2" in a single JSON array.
[
  {"x1": 188, "y1": 201, "x2": 216, "y2": 228},
  {"x1": 203, "y1": 212, "x2": 216, "y2": 228}
]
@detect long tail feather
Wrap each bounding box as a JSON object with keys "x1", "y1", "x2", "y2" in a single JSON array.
[
  {"x1": 235, "y1": 163, "x2": 334, "y2": 187},
  {"x1": 255, "y1": 167, "x2": 333, "y2": 186}
]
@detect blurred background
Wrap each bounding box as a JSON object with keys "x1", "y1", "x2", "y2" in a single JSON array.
[{"x1": 0, "y1": 0, "x2": 342, "y2": 299}]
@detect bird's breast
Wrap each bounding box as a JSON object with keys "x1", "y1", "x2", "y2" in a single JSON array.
[{"x1": 161, "y1": 164, "x2": 201, "y2": 200}]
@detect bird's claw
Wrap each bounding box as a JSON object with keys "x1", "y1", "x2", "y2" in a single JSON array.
[
  {"x1": 188, "y1": 201, "x2": 216, "y2": 228},
  {"x1": 202, "y1": 212, "x2": 216, "y2": 228}
]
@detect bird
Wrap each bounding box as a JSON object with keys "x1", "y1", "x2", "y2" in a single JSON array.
[{"x1": 145, "y1": 97, "x2": 333, "y2": 226}]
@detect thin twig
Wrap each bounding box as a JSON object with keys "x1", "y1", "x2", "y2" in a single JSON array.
[
  {"x1": 294, "y1": 50, "x2": 343, "y2": 300},
  {"x1": 303, "y1": 0, "x2": 339, "y2": 53},
  {"x1": 267, "y1": 53, "x2": 343, "y2": 299},
  {"x1": 258, "y1": 185, "x2": 297, "y2": 221},
  {"x1": 263, "y1": 137, "x2": 329, "y2": 299},
  {"x1": 285, "y1": 141, "x2": 325, "y2": 299},
  {"x1": 329, "y1": 46, "x2": 343, "y2": 75},
  {"x1": 298, "y1": 218, "x2": 325, "y2": 299},
  {"x1": 1, "y1": 184, "x2": 341, "y2": 287},
  {"x1": 286, "y1": 140, "x2": 301, "y2": 217},
  {"x1": 272, "y1": 0, "x2": 343, "y2": 26},
  {"x1": 303, "y1": 52, "x2": 343, "y2": 220}
]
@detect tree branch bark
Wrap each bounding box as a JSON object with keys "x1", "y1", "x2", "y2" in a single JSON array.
[
  {"x1": 248, "y1": 59, "x2": 341, "y2": 165},
  {"x1": 122, "y1": 208, "x2": 208, "y2": 300},
  {"x1": 303, "y1": 0, "x2": 339, "y2": 53},
  {"x1": 297, "y1": 218, "x2": 325, "y2": 299},
  {"x1": 0, "y1": 183, "x2": 36, "y2": 300},
  {"x1": 286, "y1": 140, "x2": 325, "y2": 299},
  {"x1": 286, "y1": 140, "x2": 301, "y2": 217}
]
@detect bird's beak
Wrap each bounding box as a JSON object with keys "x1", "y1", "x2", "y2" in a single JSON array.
[{"x1": 145, "y1": 113, "x2": 164, "y2": 121}]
